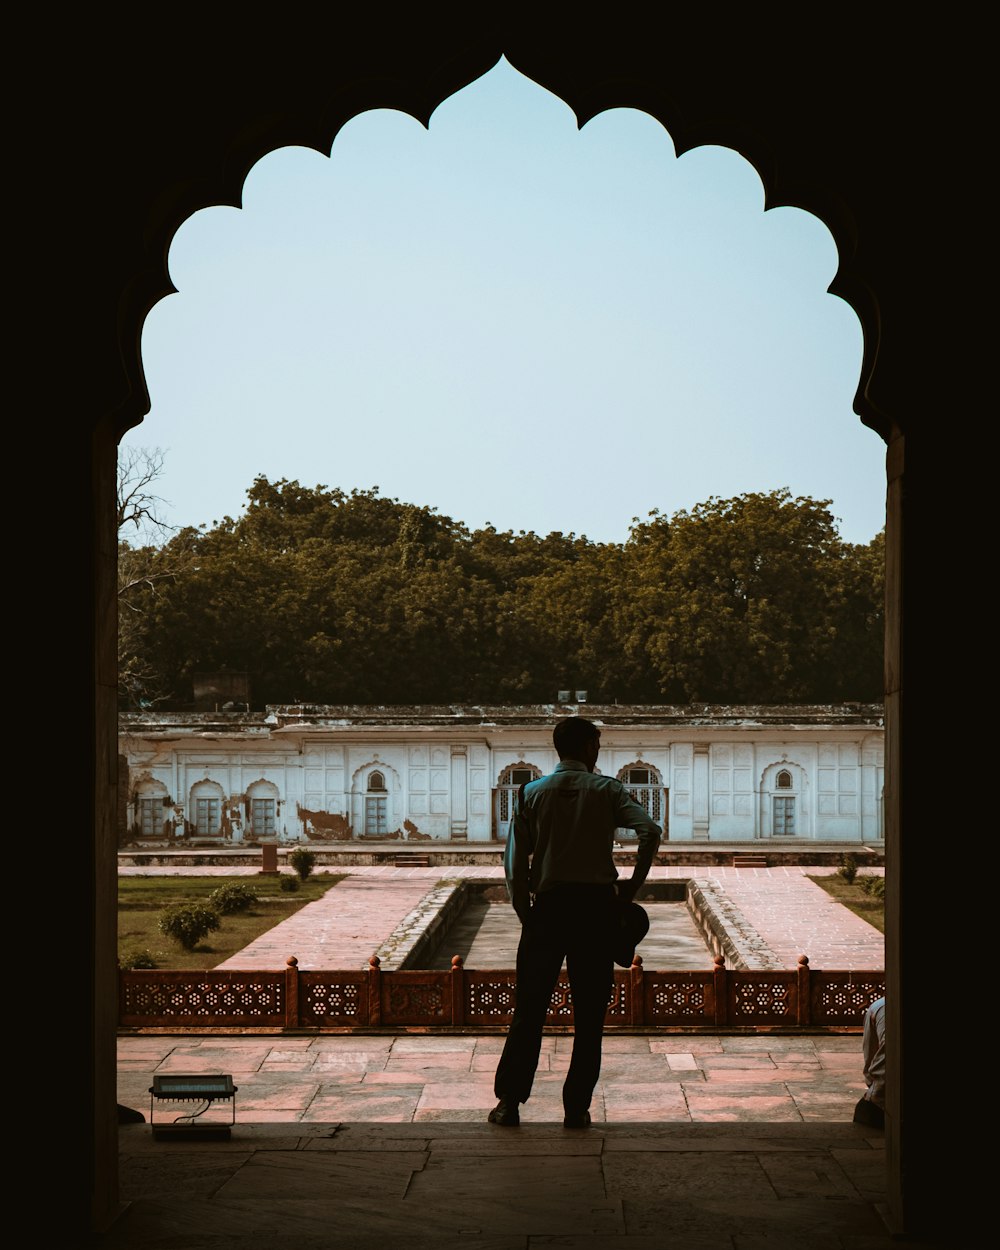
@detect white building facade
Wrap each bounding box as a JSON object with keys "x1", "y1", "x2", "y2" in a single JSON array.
[{"x1": 119, "y1": 703, "x2": 885, "y2": 847}]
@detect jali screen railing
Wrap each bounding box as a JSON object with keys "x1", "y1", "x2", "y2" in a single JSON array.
[{"x1": 119, "y1": 954, "x2": 885, "y2": 1031}]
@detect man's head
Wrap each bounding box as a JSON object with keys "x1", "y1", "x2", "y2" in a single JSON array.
[{"x1": 553, "y1": 716, "x2": 601, "y2": 769}]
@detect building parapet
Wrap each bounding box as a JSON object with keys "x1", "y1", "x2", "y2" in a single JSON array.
[{"x1": 121, "y1": 702, "x2": 885, "y2": 734}]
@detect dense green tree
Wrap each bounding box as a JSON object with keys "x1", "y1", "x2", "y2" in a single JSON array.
[
  {"x1": 823, "y1": 528, "x2": 885, "y2": 700},
  {"x1": 617, "y1": 491, "x2": 883, "y2": 703},
  {"x1": 122, "y1": 475, "x2": 884, "y2": 708}
]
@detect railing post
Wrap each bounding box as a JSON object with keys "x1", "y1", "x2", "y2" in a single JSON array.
[
  {"x1": 284, "y1": 955, "x2": 299, "y2": 1028},
  {"x1": 368, "y1": 955, "x2": 381, "y2": 1026},
  {"x1": 712, "y1": 954, "x2": 728, "y2": 1026},
  {"x1": 629, "y1": 954, "x2": 644, "y2": 1025},
  {"x1": 450, "y1": 955, "x2": 465, "y2": 1026},
  {"x1": 796, "y1": 954, "x2": 811, "y2": 1025}
]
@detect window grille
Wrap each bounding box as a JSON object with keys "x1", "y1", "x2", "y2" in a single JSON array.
[
  {"x1": 494, "y1": 764, "x2": 542, "y2": 834},
  {"x1": 776, "y1": 769, "x2": 792, "y2": 789},
  {"x1": 618, "y1": 764, "x2": 663, "y2": 825},
  {"x1": 195, "y1": 798, "x2": 221, "y2": 836},
  {"x1": 137, "y1": 797, "x2": 161, "y2": 836},
  {"x1": 250, "y1": 798, "x2": 276, "y2": 837}
]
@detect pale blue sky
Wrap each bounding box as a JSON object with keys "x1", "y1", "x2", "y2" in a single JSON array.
[{"x1": 126, "y1": 57, "x2": 885, "y2": 547}]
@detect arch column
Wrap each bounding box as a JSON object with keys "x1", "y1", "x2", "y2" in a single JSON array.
[
  {"x1": 692, "y1": 745, "x2": 709, "y2": 839},
  {"x1": 450, "y1": 746, "x2": 468, "y2": 840}
]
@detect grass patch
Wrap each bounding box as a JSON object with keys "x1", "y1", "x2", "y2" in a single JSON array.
[
  {"x1": 808, "y1": 873, "x2": 885, "y2": 935},
  {"x1": 118, "y1": 873, "x2": 347, "y2": 970}
]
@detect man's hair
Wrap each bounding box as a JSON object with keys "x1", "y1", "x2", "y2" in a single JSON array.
[{"x1": 553, "y1": 716, "x2": 601, "y2": 759}]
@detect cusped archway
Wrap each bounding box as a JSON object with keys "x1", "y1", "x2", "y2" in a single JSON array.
[{"x1": 78, "y1": 25, "x2": 938, "y2": 1243}]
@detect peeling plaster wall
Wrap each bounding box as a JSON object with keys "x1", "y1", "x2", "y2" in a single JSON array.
[{"x1": 118, "y1": 706, "x2": 885, "y2": 845}]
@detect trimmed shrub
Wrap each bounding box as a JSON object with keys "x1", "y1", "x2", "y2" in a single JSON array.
[
  {"x1": 289, "y1": 848, "x2": 316, "y2": 880},
  {"x1": 838, "y1": 853, "x2": 859, "y2": 884},
  {"x1": 209, "y1": 881, "x2": 258, "y2": 914},
  {"x1": 279, "y1": 874, "x2": 300, "y2": 892},
  {"x1": 158, "y1": 904, "x2": 221, "y2": 950},
  {"x1": 119, "y1": 948, "x2": 158, "y2": 970},
  {"x1": 860, "y1": 874, "x2": 886, "y2": 899}
]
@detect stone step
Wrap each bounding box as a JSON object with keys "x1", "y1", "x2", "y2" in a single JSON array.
[
  {"x1": 395, "y1": 853, "x2": 431, "y2": 866},
  {"x1": 732, "y1": 855, "x2": 769, "y2": 867}
]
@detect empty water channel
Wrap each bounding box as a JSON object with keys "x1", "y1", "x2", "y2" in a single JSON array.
[{"x1": 374, "y1": 878, "x2": 783, "y2": 972}]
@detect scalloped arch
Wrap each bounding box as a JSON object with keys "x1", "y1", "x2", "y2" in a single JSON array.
[
  {"x1": 189, "y1": 778, "x2": 226, "y2": 798},
  {"x1": 350, "y1": 759, "x2": 402, "y2": 790},
  {"x1": 246, "y1": 777, "x2": 279, "y2": 796},
  {"x1": 497, "y1": 761, "x2": 543, "y2": 785},
  {"x1": 759, "y1": 759, "x2": 808, "y2": 791},
  {"x1": 114, "y1": 47, "x2": 889, "y2": 446},
  {"x1": 131, "y1": 773, "x2": 167, "y2": 797},
  {"x1": 616, "y1": 759, "x2": 663, "y2": 784}
]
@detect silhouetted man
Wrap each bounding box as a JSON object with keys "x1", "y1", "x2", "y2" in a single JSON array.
[{"x1": 489, "y1": 715, "x2": 662, "y2": 1128}]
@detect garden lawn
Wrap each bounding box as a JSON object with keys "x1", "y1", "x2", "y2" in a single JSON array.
[
  {"x1": 807, "y1": 872, "x2": 885, "y2": 935},
  {"x1": 118, "y1": 873, "x2": 347, "y2": 970}
]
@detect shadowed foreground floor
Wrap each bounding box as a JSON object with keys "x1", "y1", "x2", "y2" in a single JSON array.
[
  {"x1": 96, "y1": 1119, "x2": 920, "y2": 1248},
  {"x1": 99, "y1": 1032, "x2": 928, "y2": 1248}
]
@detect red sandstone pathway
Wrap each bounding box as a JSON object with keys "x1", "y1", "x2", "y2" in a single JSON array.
[
  {"x1": 709, "y1": 866, "x2": 885, "y2": 970},
  {"x1": 120, "y1": 862, "x2": 884, "y2": 971},
  {"x1": 212, "y1": 875, "x2": 438, "y2": 971}
]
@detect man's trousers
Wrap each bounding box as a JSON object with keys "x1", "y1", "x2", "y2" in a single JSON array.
[{"x1": 493, "y1": 883, "x2": 616, "y2": 1115}]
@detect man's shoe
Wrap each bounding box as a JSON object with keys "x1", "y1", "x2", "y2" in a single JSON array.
[
  {"x1": 488, "y1": 1098, "x2": 520, "y2": 1127},
  {"x1": 563, "y1": 1109, "x2": 591, "y2": 1128},
  {"x1": 852, "y1": 1096, "x2": 885, "y2": 1129}
]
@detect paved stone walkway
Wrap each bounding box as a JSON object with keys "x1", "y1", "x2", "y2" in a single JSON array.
[
  {"x1": 708, "y1": 866, "x2": 885, "y2": 970},
  {"x1": 213, "y1": 874, "x2": 439, "y2": 971},
  {"x1": 118, "y1": 1030, "x2": 870, "y2": 1127}
]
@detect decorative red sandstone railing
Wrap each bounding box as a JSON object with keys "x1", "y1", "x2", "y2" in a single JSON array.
[{"x1": 119, "y1": 954, "x2": 884, "y2": 1031}]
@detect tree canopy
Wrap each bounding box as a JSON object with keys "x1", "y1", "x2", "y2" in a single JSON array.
[{"x1": 119, "y1": 473, "x2": 884, "y2": 709}]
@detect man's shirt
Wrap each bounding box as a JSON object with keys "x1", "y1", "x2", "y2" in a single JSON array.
[
  {"x1": 862, "y1": 996, "x2": 886, "y2": 1106},
  {"x1": 504, "y1": 758, "x2": 662, "y2": 920}
]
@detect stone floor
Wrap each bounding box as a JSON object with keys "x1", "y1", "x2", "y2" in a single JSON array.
[
  {"x1": 97, "y1": 861, "x2": 920, "y2": 1247},
  {"x1": 117, "y1": 1032, "x2": 873, "y2": 1128},
  {"x1": 100, "y1": 1119, "x2": 905, "y2": 1248}
]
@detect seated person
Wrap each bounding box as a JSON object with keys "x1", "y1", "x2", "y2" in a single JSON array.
[{"x1": 853, "y1": 995, "x2": 885, "y2": 1128}]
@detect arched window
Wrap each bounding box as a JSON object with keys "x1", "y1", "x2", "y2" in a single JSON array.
[
  {"x1": 247, "y1": 779, "x2": 279, "y2": 838},
  {"x1": 190, "y1": 780, "x2": 225, "y2": 837},
  {"x1": 773, "y1": 770, "x2": 796, "y2": 834},
  {"x1": 617, "y1": 762, "x2": 664, "y2": 824},
  {"x1": 365, "y1": 770, "x2": 388, "y2": 834},
  {"x1": 493, "y1": 762, "x2": 543, "y2": 838},
  {"x1": 133, "y1": 780, "x2": 169, "y2": 839}
]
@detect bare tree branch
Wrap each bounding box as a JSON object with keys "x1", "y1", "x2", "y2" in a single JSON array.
[
  {"x1": 117, "y1": 446, "x2": 196, "y2": 707},
  {"x1": 117, "y1": 445, "x2": 176, "y2": 541}
]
